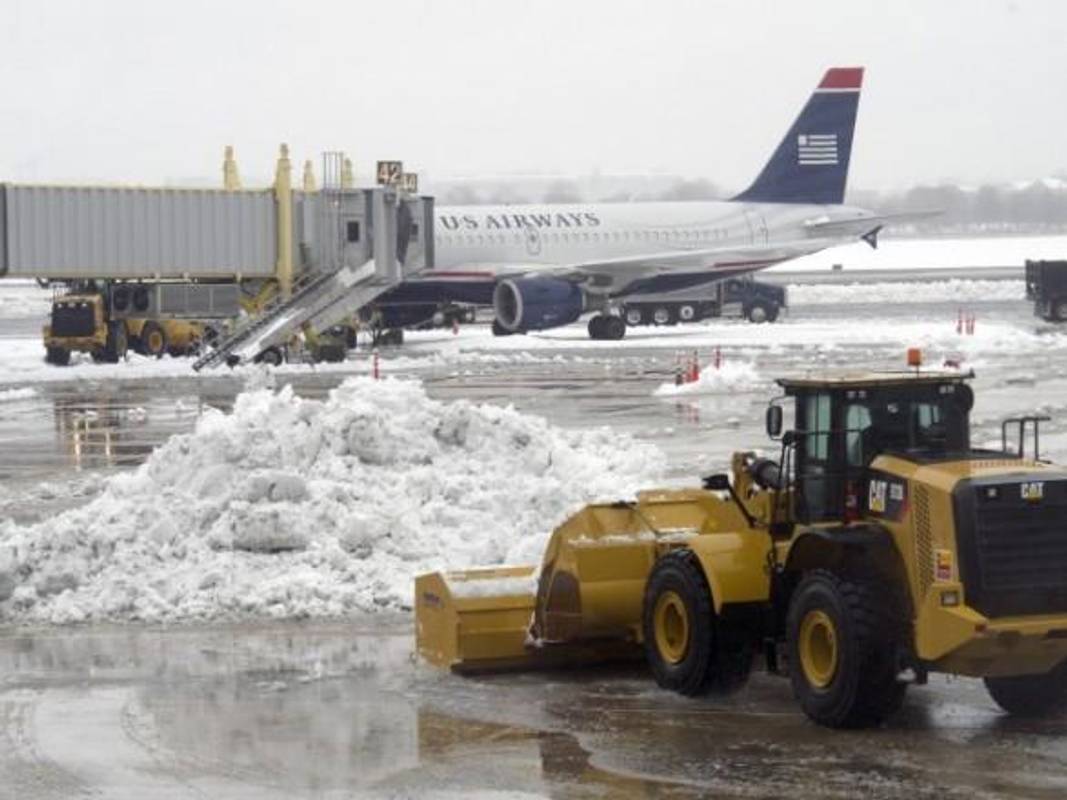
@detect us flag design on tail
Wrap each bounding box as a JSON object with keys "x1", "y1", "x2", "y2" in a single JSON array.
[{"x1": 797, "y1": 134, "x2": 839, "y2": 166}]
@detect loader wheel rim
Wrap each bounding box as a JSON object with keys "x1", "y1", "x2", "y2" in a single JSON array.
[
  {"x1": 799, "y1": 609, "x2": 838, "y2": 689},
  {"x1": 148, "y1": 331, "x2": 164, "y2": 352},
  {"x1": 653, "y1": 590, "x2": 690, "y2": 665}
]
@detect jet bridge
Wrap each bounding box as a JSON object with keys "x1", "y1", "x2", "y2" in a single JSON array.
[
  {"x1": 193, "y1": 183, "x2": 434, "y2": 370},
  {"x1": 0, "y1": 145, "x2": 434, "y2": 369}
]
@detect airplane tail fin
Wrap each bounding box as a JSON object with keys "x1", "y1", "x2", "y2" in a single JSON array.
[{"x1": 733, "y1": 67, "x2": 863, "y2": 205}]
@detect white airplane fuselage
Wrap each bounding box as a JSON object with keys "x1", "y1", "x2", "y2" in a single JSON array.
[{"x1": 432, "y1": 200, "x2": 875, "y2": 295}]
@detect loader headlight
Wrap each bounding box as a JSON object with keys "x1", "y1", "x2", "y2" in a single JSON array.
[{"x1": 940, "y1": 590, "x2": 960, "y2": 607}]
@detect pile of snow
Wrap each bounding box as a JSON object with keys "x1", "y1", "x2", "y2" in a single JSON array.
[
  {"x1": 787, "y1": 279, "x2": 1026, "y2": 307},
  {"x1": 0, "y1": 387, "x2": 37, "y2": 403},
  {"x1": 0, "y1": 377, "x2": 664, "y2": 625},
  {"x1": 654, "y1": 360, "x2": 764, "y2": 397}
]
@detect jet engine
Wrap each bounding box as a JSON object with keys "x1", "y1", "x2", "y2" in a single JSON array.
[{"x1": 493, "y1": 278, "x2": 585, "y2": 333}]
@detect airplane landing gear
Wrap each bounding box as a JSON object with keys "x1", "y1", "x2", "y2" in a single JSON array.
[{"x1": 588, "y1": 315, "x2": 626, "y2": 341}]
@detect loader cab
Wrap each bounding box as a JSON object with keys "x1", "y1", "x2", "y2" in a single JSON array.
[{"x1": 770, "y1": 372, "x2": 975, "y2": 525}]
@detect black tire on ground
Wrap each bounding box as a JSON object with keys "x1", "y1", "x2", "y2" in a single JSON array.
[
  {"x1": 652, "y1": 306, "x2": 676, "y2": 326},
  {"x1": 139, "y1": 321, "x2": 168, "y2": 358},
  {"x1": 45, "y1": 346, "x2": 71, "y2": 366},
  {"x1": 587, "y1": 316, "x2": 606, "y2": 340},
  {"x1": 603, "y1": 316, "x2": 626, "y2": 341},
  {"x1": 1052, "y1": 299, "x2": 1067, "y2": 323},
  {"x1": 678, "y1": 303, "x2": 697, "y2": 323},
  {"x1": 383, "y1": 328, "x2": 404, "y2": 346},
  {"x1": 786, "y1": 569, "x2": 907, "y2": 728},
  {"x1": 643, "y1": 550, "x2": 717, "y2": 696},
  {"x1": 984, "y1": 661, "x2": 1067, "y2": 717},
  {"x1": 624, "y1": 307, "x2": 645, "y2": 327},
  {"x1": 102, "y1": 321, "x2": 128, "y2": 364},
  {"x1": 255, "y1": 346, "x2": 284, "y2": 367},
  {"x1": 745, "y1": 301, "x2": 774, "y2": 324},
  {"x1": 491, "y1": 319, "x2": 515, "y2": 337},
  {"x1": 642, "y1": 551, "x2": 753, "y2": 695}
]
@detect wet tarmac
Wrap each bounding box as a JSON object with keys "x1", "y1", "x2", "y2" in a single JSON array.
[
  {"x1": 3, "y1": 619, "x2": 1067, "y2": 799},
  {"x1": 4, "y1": 292, "x2": 1067, "y2": 796}
]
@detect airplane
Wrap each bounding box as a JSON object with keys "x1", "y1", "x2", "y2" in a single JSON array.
[{"x1": 367, "y1": 66, "x2": 886, "y2": 341}]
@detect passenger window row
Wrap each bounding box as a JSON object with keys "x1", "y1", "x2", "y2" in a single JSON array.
[{"x1": 437, "y1": 228, "x2": 731, "y2": 246}]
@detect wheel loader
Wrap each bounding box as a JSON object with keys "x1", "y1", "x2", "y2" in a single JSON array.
[{"x1": 416, "y1": 362, "x2": 1067, "y2": 728}]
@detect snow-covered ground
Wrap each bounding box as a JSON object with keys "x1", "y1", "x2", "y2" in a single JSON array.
[
  {"x1": 0, "y1": 386, "x2": 37, "y2": 402},
  {"x1": 766, "y1": 233, "x2": 1066, "y2": 279},
  {"x1": 784, "y1": 278, "x2": 1024, "y2": 306},
  {"x1": 0, "y1": 279, "x2": 51, "y2": 320},
  {"x1": 0, "y1": 378, "x2": 664, "y2": 624}
]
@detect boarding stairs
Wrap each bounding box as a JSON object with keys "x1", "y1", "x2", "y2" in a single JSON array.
[{"x1": 192, "y1": 258, "x2": 395, "y2": 371}]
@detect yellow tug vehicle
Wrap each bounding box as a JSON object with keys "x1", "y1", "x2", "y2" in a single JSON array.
[{"x1": 417, "y1": 358, "x2": 1067, "y2": 728}]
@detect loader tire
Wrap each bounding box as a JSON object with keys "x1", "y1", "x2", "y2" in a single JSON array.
[
  {"x1": 787, "y1": 569, "x2": 906, "y2": 728},
  {"x1": 643, "y1": 550, "x2": 717, "y2": 696},
  {"x1": 984, "y1": 661, "x2": 1067, "y2": 717}
]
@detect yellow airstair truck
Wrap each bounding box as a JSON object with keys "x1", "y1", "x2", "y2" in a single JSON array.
[{"x1": 417, "y1": 359, "x2": 1067, "y2": 728}]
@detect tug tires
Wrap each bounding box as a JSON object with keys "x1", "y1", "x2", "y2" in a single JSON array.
[
  {"x1": 255, "y1": 346, "x2": 284, "y2": 367},
  {"x1": 1052, "y1": 299, "x2": 1067, "y2": 323},
  {"x1": 139, "y1": 322, "x2": 168, "y2": 358},
  {"x1": 45, "y1": 346, "x2": 71, "y2": 366},
  {"x1": 984, "y1": 662, "x2": 1067, "y2": 718},
  {"x1": 101, "y1": 321, "x2": 128, "y2": 364},
  {"x1": 787, "y1": 569, "x2": 906, "y2": 728},
  {"x1": 624, "y1": 307, "x2": 645, "y2": 326}
]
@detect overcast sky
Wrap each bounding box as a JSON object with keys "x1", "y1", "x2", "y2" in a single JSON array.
[{"x1": 2, "y1": 0, "x2": 1065, "y2": 193}]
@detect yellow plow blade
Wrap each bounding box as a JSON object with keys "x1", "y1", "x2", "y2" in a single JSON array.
[
  {"x1": 415, "y1": 564, "x2": 639, "y2": 673},
  {"x1": 416, "y1": 565, "x2": 539, "y2": 672}
]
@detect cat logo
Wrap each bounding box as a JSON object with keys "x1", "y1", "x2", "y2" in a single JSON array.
[{"x1": 1021, "y1": 481, "x2": 1045, "y2": 502}]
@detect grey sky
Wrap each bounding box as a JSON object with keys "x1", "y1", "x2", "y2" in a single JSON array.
[{"x1": 2, "y1": 0, "x2": 1065, "y2": 192}]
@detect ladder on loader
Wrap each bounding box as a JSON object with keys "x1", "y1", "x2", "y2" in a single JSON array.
[{"x1": 193, "y1": 174, "x2": 434, "y2": 370}]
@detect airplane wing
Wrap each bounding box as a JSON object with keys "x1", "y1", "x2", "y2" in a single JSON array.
[{"x1": 803, "y1": 210, "x2": 943, "y2": 248}]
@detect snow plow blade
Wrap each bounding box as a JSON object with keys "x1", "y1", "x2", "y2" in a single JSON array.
[
  {"x1": 415, "y1": 563, "x2": 641, "y2": 673},
  {"x1": 416, "y1": 566, "x2": 541, "y2": 672},
  {"x1": 415, "y1": 490, "x2": 735, "y2": 673}
]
